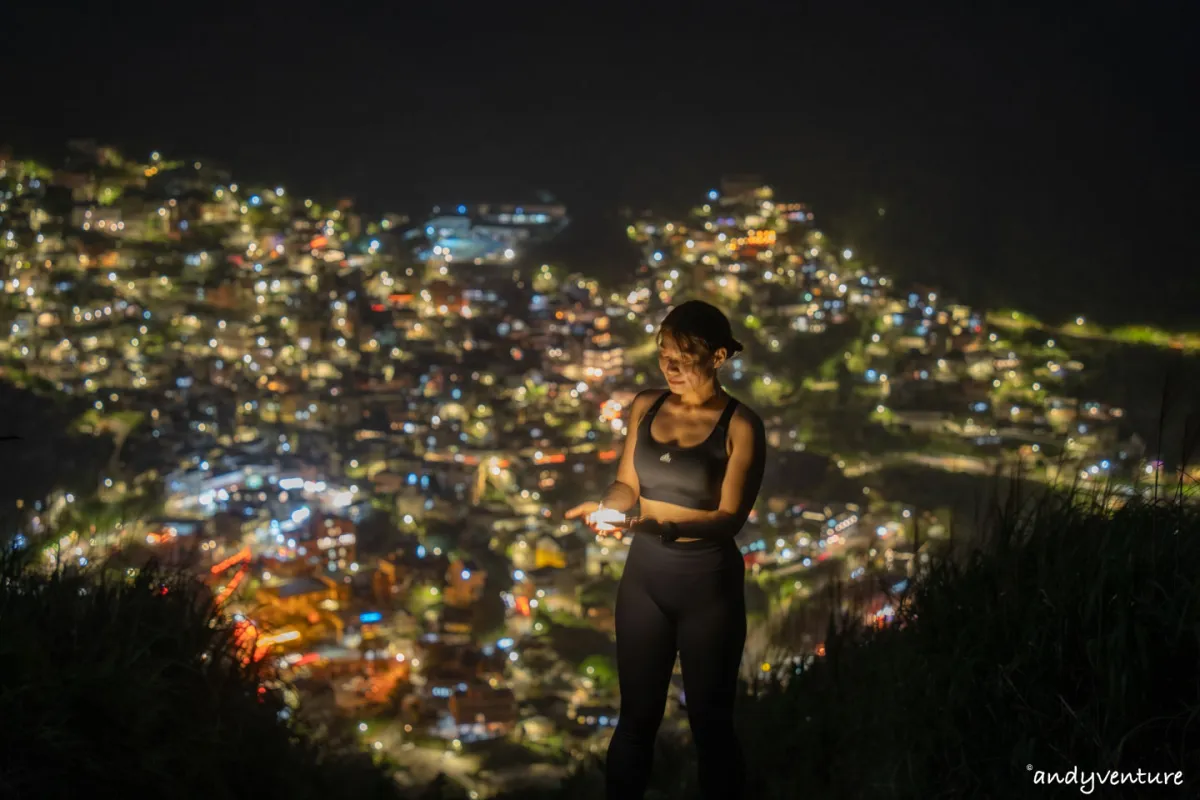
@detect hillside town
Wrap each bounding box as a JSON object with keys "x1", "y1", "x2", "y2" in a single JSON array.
[{"x1": 0, "y1": 143, "x2": 1174, "y2": 796}]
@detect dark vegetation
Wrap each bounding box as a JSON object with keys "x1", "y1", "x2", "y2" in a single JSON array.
[
  {"x1": 0, "y1": 552, "x2": 397, "y2": 800},
  {"x1": 735, "y1": 489, "x2": 1200, "y2": 800}
]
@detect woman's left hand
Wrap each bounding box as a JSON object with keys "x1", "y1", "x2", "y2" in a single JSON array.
[{"x1": 633, "y1": 517, "x2": 664, "y2": 536}]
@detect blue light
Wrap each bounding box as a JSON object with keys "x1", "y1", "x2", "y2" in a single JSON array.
[
  {"x1": 425, "y1": 226, "x2": 435, "y2": 236},
  {"x1": 370, "y1": 239, "x2": 380, "y2": 249},
  {"x1": 457, "y1": 205, "x2": 466, "y2": 214},
  {"x1": 416, "y1": 545, "x2": 426, "y2": 558},
  {"x1": 407, "y1": 473, "x2": 417, "y2": 485},
  {"x1": 461, "y1": 569, "x2": 471, "y2": 580},
  {"x1": 653, "y1": 252, "x2": 663, "y2": 262},
  {"x1": 497, "y1": 637, "x2": 514, "y2": 649},
  {"x1": 708, "y1": 190, "x2": 719, "y2": 200},
  {"x1": 1101, "y1": 460, "x2": 1110, "y2": 469},
  {"x1": 249, "y1": 195, "x2": 261, "y2": 206},
  {"x1": 512, "y1": 569, "x2": 525, "y2": 581},
  {"x1": 360, "y1": 612, "x2": 383, "y2": 624}
]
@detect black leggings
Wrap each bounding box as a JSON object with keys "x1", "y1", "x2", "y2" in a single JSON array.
[{"x1": 606, "y1": 532, "x2": 747, "y2": 800}]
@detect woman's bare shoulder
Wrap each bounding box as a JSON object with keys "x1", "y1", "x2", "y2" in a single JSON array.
[{"x1": 729, "y1": 401, "x2": 765, "y2": 437}]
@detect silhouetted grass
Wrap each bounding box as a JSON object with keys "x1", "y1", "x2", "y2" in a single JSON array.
[
  {"x1": 737, "y1": 488, "x2": 1200, "y2": 799},
  {"x1": 0, "y1": 554, "x2": 400, "y2": 800}
]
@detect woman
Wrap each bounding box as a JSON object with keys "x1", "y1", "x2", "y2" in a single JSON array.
[{"x1": 566, "y1": 299, "x2": 766, "y2": 800}]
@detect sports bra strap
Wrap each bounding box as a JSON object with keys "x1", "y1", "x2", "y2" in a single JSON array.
[
  {"x1": 643, "y1": 390, "x2": 671, "y2": 423},
  {"x1": 716, "y1": 397, "x2": 739, "y2": 431}
]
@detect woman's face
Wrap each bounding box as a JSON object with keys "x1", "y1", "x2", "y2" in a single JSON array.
[{"x1": 658, "y1": 332, "x2": 725, "y2": 395}]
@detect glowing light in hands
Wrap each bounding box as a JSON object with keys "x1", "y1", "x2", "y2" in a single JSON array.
[{"x1": 588, "y1": 506, "x2": 626, "y2": 531}]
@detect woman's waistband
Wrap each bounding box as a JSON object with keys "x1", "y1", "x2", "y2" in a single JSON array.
[{"x1": 630, "y1": 530, "x2": 741, "y2": 555}]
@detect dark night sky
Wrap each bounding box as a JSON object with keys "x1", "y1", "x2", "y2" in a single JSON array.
[{"x1": 4, "y1": 3, "x2": 1196, "y2": 325}]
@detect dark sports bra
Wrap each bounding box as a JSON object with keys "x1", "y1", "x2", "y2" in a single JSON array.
[{"x1": 633, "y1": 391, "x2": 739, "y2": 511}]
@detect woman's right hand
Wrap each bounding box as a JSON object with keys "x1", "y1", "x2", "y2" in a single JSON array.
[{"x1": 565, "y1": 501, "x2": 601, "y2": 521}]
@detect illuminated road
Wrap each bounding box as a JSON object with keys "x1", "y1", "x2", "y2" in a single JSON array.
[{"x1": 986, "y1": 312, "x2": 1200, "y2": 354}]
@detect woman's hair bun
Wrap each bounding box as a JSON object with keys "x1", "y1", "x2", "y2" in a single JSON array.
[{"x1": 728, "y1": 338, "x2": 744, "y2": 354}]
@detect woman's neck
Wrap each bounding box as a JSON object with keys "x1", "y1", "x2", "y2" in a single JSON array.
[{"x1": 677, "y1": 378, "x2": 722, "y2": 407}]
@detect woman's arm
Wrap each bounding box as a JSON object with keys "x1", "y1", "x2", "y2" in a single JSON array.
[
  {"x1": 599, "y1": 390, "x2": 660, "y2": 513},
  {"x1": 654, "y1": 408, "x2": 767, "y2": 540}
]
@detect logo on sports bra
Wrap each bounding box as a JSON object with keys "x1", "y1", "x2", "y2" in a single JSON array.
[{"x1": 659, "y1": 452, "x2": 671, "y2": 463}]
